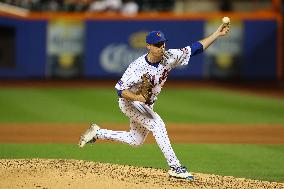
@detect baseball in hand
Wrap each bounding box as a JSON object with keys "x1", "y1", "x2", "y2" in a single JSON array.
[{"x1": 222, "y1": 17, "x2": 230, "y2": 24}]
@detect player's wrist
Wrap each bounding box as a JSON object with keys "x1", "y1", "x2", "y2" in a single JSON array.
[{"x1": 213, "y1": 31, "x2": 221, "y2": 38}]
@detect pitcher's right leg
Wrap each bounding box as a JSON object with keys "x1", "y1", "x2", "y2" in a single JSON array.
[{"x1": 95, "y1": 119, "x2": 148, "y2": 146}]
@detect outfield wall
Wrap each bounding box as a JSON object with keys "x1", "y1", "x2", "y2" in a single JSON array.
[{"x1": 0, "y1": 12, "x2": 282, "y2": 80}]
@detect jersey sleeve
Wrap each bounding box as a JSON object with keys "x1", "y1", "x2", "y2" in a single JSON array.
[
  {"x1": 115, "y1": 63, "x2": 139, "y2": 91},
  {"x1": 190, "y1": 41, "x2": 203, "y2": 56},
  {"x1": 167, "y1": 46, "x2": 192, "y2": 68}
]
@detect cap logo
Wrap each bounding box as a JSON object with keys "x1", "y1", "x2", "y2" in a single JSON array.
[{"x1": 157, "y1": 32, "x2": 161, "y2": 37}]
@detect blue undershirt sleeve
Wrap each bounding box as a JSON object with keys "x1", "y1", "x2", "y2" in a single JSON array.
[
  {"x1": 190, "y1": 41, "x2": 203, "y2": 57},
  {"x1": 116, "y1": 89, "x2": 123, "y2": 97}
]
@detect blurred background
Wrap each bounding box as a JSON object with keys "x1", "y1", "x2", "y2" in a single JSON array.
[{"x1": 0, "y1": 0, "x2": 283, "y2": 81}]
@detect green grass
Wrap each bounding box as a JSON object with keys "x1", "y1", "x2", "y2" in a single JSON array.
[
  {"x1": 0, "y1": 88, "x2": 283, "y2": 182},
  {"x1": 0, "y1": 88, "x2": 126, "y2": 123},
  {"x1": 0, "y1": 143, "x2": 283, "y2": 182},
  {"x1": 0, "y1": 88, "x2": 284, "y2": 124}
]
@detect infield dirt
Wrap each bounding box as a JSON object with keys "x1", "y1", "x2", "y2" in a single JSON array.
[{"x1": 0, "y1": 159, "x2": 283, "y2": 189}]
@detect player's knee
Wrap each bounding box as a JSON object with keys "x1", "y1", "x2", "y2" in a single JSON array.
[
  {"x1": 130, "y1": 139, "x2": 144, "y2": 147},
  {"x1": 152, "y1": 122, "x2": 165, "y2": 131}
]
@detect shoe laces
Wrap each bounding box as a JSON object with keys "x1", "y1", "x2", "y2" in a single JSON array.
[
  {"x1": 171, "y1": 166, "x2": 188, "y2": 174},
  {"x1": 89, "y1": 138, "x2": 96, "y2": 143}
]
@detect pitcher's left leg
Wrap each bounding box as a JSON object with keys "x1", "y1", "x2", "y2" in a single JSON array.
[
  {"x1": 149, "y1": 115, "x2": 181, "y2": 167},
  {"x1": 128, "y1": 112, "x2": 181, "y2": 168},
  {"x1": 133, "y1": 114, "x2": 193, "y2": 180}
]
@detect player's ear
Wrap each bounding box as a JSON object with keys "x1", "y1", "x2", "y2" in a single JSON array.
[{"x1": 146, "y1": 44, "x2": 151, "y2": 50}]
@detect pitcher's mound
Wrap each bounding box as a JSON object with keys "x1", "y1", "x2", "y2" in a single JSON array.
[{"x1": 0, "y1": 159, "x2": 283, "y2": 189}]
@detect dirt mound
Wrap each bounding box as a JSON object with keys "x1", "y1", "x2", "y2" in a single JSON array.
[{"x1": 0, "y1": 159, "x2": 283, "y2": 189}]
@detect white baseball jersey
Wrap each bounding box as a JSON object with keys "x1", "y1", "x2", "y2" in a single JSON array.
[
  {"x1": 96, "y1": 45, "x2": 194, "y2": 168},
  {"x1": 115, "y1": 46, "x2": 192, "y2": 104}
]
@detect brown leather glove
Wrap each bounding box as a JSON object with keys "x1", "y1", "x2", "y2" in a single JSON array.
[{"x1": 136, "y1": 73, "x2": 154, "y2": 105}]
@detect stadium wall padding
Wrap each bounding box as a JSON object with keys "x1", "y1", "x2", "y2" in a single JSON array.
[{"x1": 0, "y1": 16, "x2": 278, "y2": 79}]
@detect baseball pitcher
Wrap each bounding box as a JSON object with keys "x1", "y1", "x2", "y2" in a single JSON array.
[{"x1": 79, "y1": 20, "x2": 230, "y2": 180}]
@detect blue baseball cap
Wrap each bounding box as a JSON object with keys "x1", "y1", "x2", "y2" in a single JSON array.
[{"x1": 146, "y1": 31, "x2": 167, "y2": 44}]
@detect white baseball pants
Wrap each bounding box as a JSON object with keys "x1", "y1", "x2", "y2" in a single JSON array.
[{"x1": 96, "y1": 98, "x2": 181, "y2": 168}]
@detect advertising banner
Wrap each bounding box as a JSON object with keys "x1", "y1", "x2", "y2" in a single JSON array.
[
  {"x1": 47, "y1": 19, "x2": 84, "y2": 78},
  {"x1": 84, "y1": 20, "x2": 204, "y2": 79},
  {"x1": 204, "y1": 19, "x2": 243, "y2": 79}
]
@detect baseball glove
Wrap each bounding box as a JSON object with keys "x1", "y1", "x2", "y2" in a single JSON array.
[{"x1": 136, "y1": 73, "x2": 154, "y2": 105}]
